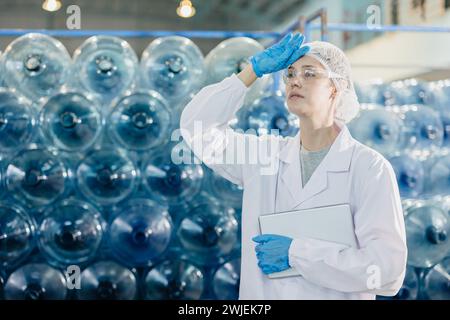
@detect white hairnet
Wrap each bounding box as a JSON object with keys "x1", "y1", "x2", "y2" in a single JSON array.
[{"x1": 305, "y1": 41, "x2": 360, "y2": 124}]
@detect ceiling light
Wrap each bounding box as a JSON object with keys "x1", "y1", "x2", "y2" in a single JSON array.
[
  {"x1": 42, "y1": 0, "x2": 62, "y2": 12},
  {"x1": 177, "y1": 0, "x2": 196, "y2": 18}
]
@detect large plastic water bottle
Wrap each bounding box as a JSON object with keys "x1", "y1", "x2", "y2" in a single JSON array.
[
  {"x1": 143, "y1": 258, "x2": 205, "y2": 300},
  {"x1": 143, "y1": 143, "x2": 204, "y2": 205},
  {"x1": 140, "y1": 36, "x2": 205, "y2": 104},
  {"x1": 5, "y1": 148, "x2": 70, "y2": 205},
  {"x1": 423, "y1": 257, "x2": 449, "y2": 300},
  {"x1": 38, "y1": 199, "x2": 105, "y2": 267},
  {"x1": 108, "y1": 198, "x2": 173, "y2": 267},
  {"x1": 212, "y1": 257, "x2": 240, "y2": 300},
  {"x1": 4, "y1": 263, "x2": 67, "y2": 300},
  {"x1": 348, "y1": 104, "x2": 402, "y2": 156},
  {"x1": 2, "y1": 33, "x2": 71, "y2": 102},
  {"x1": 385, "y1": 79, "x2": 428, "y2": 106},
  {"x1": 0, "y1": 89, "x2": 36, "y2": 153},
  {"x1": 108, "y1": 91, "x2": 172, "y2": 151},
  {"x1": 354, "y1": 80, "x2": 388, "y2": 106},
  {"x1": 0, "y1": 202, "x2": 36, "y2": 270},
  {"x1": 405, "y1": 201, "x2": 450, "y2": 268},
  {"x1": 427, "y1": 154, "x2": 450, "y2": 196},
  {"x1": 76, "y1": 149, "x2": 138, "y2": 206},
  {"x1": 78, "y1": 260, "x2": 137, "y2": 300},
  {"x1": 426, "y1": 81, "x2": 450, "y2": 150},
  {"x1": 393, "y1": 104, "x2": 444, "y2": 154},
  {"x1": 204, "y1": 37, "x2": 271, "y2": 104},
  {"x1": 388, "y1": 154, "x2": 425, "y2": 198},
  {"x1": 233, "y1": 93, "x2": 299, "y2": 137},
  {"x1": 73, "y1": 36, "x2": 138, "y2": 104},
  {"x1": 205, "y1": 167, "x2": 243, "y2": 209},
  {"x1": 176, "y1": 200, "x2": 239, "y2": 266},
  {"x1": 40, "y1": 91, "x2": 102, "y2": 152}
]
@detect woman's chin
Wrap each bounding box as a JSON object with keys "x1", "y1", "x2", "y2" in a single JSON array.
[{"x1": 287, "y1": 102, "x2": 309, "y2": 117}]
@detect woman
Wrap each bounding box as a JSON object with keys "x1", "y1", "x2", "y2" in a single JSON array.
[{"x1": 180, "y1": 33, "x2": 407, "y2": 300}]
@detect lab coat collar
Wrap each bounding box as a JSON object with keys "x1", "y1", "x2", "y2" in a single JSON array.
[{"x1": 275, "y1": 121, "x2": 356, "y2": 210}]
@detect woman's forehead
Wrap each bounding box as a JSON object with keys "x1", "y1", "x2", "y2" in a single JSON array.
[{"x1": 291, "y1": 55, "x2": 324, "y2": 70}]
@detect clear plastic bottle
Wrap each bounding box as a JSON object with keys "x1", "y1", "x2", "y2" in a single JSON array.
[
  {"x1": 4, "y1": 263, "x2": 67, "y2": 300},
  {"x1": 5, "y1": 148, "x2": 70, "y2": 205},
  {"x1": 73, "y1": 36, "x2": 138, "y2": 104},
  {"x1": 78, "y1": 260, "x2": 137, "y2": 300},
  {"x1": 143, "y1": 258, "x2": 204, "y2": 300},
  {"x1": 38, "y1": 198, "x2": 105, "y2": 267},
  {"x1": 2, "y1": 33, "x2": 71, "y2": 102},
  {"x1": 204, "y1": 37, "x2": 271, "y2": 105},
  {"x1": 76, "y1": 149, "x2": 138, "y2": 206},
  {"x1": 108, "y1": 198, "x2": 173, "y2": 267},
  {"x1": 140, "y1": 36, "x2": 205, "y2": 104},
  {"x1": 108, "y1": 91, "x2": 171, "y2": 151},
  {"x1": 405, "y1": 201, "x2": 450, "y2": 268},
  {"x1": 39, "y1": 90, "x2": 103, "y2": 152},
  {"x1": 0, "y1": 89, "x2": 36, "y2": 153},
  {"x1": 349, "y1": 104, "x2": 403, "y2": 157},
  {"x1": 0, "y1": 202, "x2": 36, "y2": 270}
]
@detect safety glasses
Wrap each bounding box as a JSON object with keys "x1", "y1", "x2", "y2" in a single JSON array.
[{"x1": 282, "y1": 67, "x2": 344, "y2": 85}]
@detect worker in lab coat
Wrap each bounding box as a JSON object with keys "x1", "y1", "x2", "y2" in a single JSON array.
[{"x1": 179, "y1": 33, "x2": 407, "y2": 300}]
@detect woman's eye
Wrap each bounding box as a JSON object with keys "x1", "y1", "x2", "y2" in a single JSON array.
[{"x1": 304, "y1": 70, "x2": 316, "y2": 78}]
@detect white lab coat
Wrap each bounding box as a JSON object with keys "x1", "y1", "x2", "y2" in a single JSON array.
[{"x1": 179, "y1": 74, "x2": 407, "y2": 300}]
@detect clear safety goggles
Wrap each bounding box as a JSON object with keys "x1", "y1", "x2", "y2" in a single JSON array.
[{"x1": 282, "y1": 67, "x2": 345, "y2": 85}]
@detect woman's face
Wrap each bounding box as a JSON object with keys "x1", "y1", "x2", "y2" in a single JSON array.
[{"x1": 285, "y1": 55, "x2": 337, "y2": 123}]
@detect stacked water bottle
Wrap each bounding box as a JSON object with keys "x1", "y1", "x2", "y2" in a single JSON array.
[
  {"x1": 353, "y1": 79, "x2": 450, "y2": 300},
  {"x1": 0, "y1": 34, "x2": 272, "y2": 300},
  {"x1": 0, "y1": 33, "x2": 448, "y2": 300}
]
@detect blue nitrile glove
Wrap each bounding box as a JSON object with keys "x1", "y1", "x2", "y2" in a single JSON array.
[
  {"x1": 252, "y1": 234, "x2": 293, "y2": 274},
  {"x1": 250, "y1": 32, "x2": 310, "y2": 78}
]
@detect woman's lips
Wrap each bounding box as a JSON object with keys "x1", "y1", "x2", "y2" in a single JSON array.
[{"x1": 288, "y1": 93, "x2": 304, "y2": 99}]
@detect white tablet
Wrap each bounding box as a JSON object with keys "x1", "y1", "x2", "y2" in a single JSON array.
[{"x1": 258, "y1": 203, "x2": 357, "y2": 278}]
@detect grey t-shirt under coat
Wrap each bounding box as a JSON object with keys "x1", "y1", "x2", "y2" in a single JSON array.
[{"x1": 300, "y1": 143, "x2": 331, "y2": 188}]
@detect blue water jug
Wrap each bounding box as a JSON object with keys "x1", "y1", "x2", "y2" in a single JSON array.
[
  {"x1": 73, "y1": 36, "x2": 138, "y2": 104},
  {"x1": 395, "y1": 104, "x2": 444, "y2": 154},
  {"x1": 4, "y1": 263, "x2": 67, "y2": 300},
  {"x1": 388, "y1": 154, "x2": 425, "y2": 198},
  {"x1": 143, "y1": 258, "x2": 204, "y2": 300},
  {"x1": 40, "y1": 91, "x2": 102, "y2": 152},
  {"x1": 108, "y1": 198, "x2": 173, "y2": 267},
  {"x1": 108, "y1": 91, "x2": 172, "y2": 151},
  {"x1": 349, "y1": 104, "x2": 402, "y2": 156},
  {"x1": 5, "y1": 148, "x2": 70, "y2": 205},
  {"x1": 0, "y1": 89, "x2": 36, "y2": 153},
  {"x1": 385, "y1": 79, "x2": 428, "y2": 106},
  {"x1": 423, "y1": 257, "x2": 449, "y2": 300},
  {"x1": 426, "y1": 81, "x2": 450, "y2": 150},
  {"x1": 354, "y1": 80, "x2": 389, "y2": 106},
  {"x1": 176, "y1": 200, "x2": 239, "y2": 266},
  {"x1": 405, "y1": 201, "x2": 450, "y2": 268},
  {"x1": 234, "y1": 93, "x2": 299, "y2": 137},
  {"x1": 427, "y1": 154, "x2": 450, "y2": 196},
  {"x1": 76, "y1": 149, "x2": 138, "y2": 205},
  {"x1": 140, "y1": 36, "x2": 205, "y2": 104},
  {"x1": 2, "y1": 33, "x2": 71, "y2": 102},
  {"x1": 143, "y1": 143, "x2": 204, "y2": 205},
  {"x1": 0, "y1": 202, "x2": 36, "y2": 270},
  {"x1": 212, "y1": 257, "x2": 240, "y2": 300},
  {"x1": 38, "y1": 199, "x2": 105, "y2": 267},
  {"x1": 78, "y1": 260, "x2": 137, "y2": 300},
  {"x1": 204, "y1": 37, "x2": 271, "y2": 105}
]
